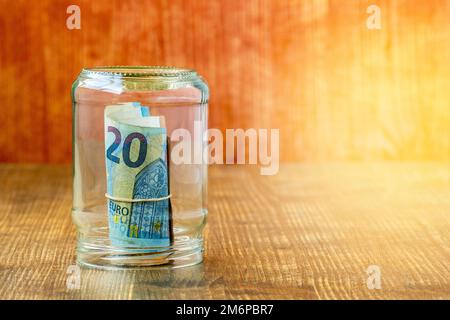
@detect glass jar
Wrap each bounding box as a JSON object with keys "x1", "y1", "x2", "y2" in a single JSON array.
[{"x1": 71, "y1": 66, "x2": 209, "y2": 269}]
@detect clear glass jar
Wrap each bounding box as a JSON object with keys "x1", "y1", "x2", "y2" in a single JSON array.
[{"x1": 71, "y1": 66, "x2": 209, "y2": 269}]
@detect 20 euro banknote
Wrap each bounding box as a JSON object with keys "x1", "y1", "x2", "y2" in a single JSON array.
[{"x1": 104, "y1": 102, "x2": 172, "y2": 247}]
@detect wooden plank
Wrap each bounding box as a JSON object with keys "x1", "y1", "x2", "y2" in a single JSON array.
[
  {"x1": 0, "y1": 164, "x2": 448, "y2": 299},
  {"x1": 0, "y1": 0, "x2": 449, "y2": 163}
]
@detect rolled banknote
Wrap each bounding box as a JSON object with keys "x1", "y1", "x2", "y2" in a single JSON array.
[{"x1": 104, "y1": 102, "x2": 172, "y2": 247}]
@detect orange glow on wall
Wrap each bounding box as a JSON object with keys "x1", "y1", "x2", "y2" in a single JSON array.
[{"x1": 0, "y1": 0, "x2": 449, "y2": 163}]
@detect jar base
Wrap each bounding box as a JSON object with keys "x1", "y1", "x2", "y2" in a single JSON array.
[{"x1": 76, "y1": 240, "x2": 203, "y2": 270}]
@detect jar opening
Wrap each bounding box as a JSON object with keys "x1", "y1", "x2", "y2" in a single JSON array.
[{"x1": 81, "y1": 66, "x2": 197, "y2": 79}]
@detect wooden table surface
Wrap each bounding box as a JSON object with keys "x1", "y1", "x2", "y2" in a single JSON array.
[{"x1": 0, "y1": 163, "x2": 448, "y2": 300}]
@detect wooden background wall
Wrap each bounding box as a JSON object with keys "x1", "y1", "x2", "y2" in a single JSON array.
[{"x1": 1, "y1": 0, "x2": 449, "y2": 163}]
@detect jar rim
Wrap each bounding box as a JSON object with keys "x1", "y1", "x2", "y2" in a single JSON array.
[{"x1": 81, "y1": 66, "x2": 198, "y2": 79}]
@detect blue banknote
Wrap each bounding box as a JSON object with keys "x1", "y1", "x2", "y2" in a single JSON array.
[{"x1": 104, "y1": 102, "x2": 172, "y2": 247}]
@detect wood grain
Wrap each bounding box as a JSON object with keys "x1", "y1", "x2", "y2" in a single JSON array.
[
  {"x1": 0, "y1": 163, "x2": 448, "y2": 299},
  {"x1": 0, "y1": 0, "x2": 449, "y2": 163}
]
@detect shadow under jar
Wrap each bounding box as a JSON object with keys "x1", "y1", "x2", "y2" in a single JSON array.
[{"x1": 71, "y1": 66, "x2": 209, "y2": 269}]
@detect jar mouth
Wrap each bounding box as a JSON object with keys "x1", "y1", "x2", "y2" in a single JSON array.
[{"x1": 81, "y1": 66, "x2": 197, "y2": 79}]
